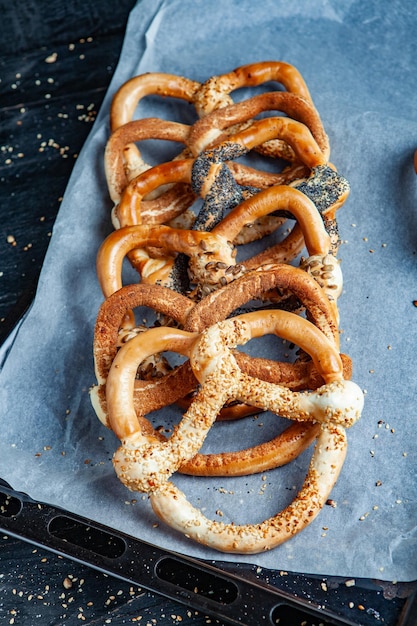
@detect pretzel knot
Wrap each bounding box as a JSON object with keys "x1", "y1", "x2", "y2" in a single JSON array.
[{"x1": 111, "y1": 311, "x2": 363, "y2": 553}]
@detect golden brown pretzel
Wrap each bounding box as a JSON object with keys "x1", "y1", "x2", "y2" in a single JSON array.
[
  {"x1": 110, "y1": 311, "x2": 363, "y2": 553},
  {"x1": 104, "y1": 118, "x2": 194, "y2": 206},
  {"x1": 110, "y1": 62, "x2": 317, "y2": 154},
  {"x1": 188, "y1": 90, "x2": 329, "y2": 161},
  {"x1": 96, "y1": 223, "x2": 239, "y2": 298}
]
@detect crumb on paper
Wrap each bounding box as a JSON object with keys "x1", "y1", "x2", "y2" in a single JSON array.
[{"x1": 45, "y1": 52, "x2": 58, "y2": 64}]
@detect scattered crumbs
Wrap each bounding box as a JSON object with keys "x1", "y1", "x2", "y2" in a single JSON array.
[
  {"x1": 321, "y1": 581, "x2": 328, "y2": 592},
  {"x1": 413, "y1": 300, "x2": 417, "y2": 308},
  {"x1": 348, "y1": 601, "x2": 355, "y2": 609},
  {"x1": 45, "y1": 52, "x2": 58, "y2": 64},
  {"x1": 359, "y1": 512, "x2": 369, "y2": 521},
  {"x1": 325, "y1": 499, "x2": 337, "y2": 508},
  {"x1": 375, "y1": 480, "x2": 382, "y2": 487},
  {"x1": 345, "y1": 578, "x2": 355, "y2": 587}
]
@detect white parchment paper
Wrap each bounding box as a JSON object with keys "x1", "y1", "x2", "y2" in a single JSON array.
[{"x1": 1, "y1": 0, "x2": 416, "y2": 581}]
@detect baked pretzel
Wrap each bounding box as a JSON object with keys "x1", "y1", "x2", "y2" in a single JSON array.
[
  {"x1": 110, "y1": 62, "x2": 317, "y2": 153},
  {"x1": 100, "y1": 320, "x2": 321, "y2": 477},
  {"x1": 188, "y1": 90, "x2": 329, "y2": 161},
  {"x1": 110, "y1": 311, "x2": 363, "y2": 553},
  {"x1": 91, "y1": 261, "x2": 347, "y2": 407},
  {"x1": 104, "y1": 118, "x2": 194, "y2": 206}
]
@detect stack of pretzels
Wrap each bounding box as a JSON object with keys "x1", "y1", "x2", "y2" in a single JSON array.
[{"x1": 90, "y1": 61, "x2": 364, "y2": 554}]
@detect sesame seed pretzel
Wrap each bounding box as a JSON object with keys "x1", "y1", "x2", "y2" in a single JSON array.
[
  {"x1": 110, "y1": 310, "x2": 363, "y2": 553},
  {"x1": 96, "y1": 314, "x2": 321, "y2": 477},
  {"x1": 91, "y1": 262, "x2": 351, "y2": 434}
]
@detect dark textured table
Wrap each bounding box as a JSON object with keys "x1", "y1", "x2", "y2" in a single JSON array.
[{"x1": 1, "y1": 3, "x2": 417, "y2": 625}]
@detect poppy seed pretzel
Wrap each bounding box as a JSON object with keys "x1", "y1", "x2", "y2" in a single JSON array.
[
  {"x1": 114, "y1": 114, "x2": 332, "y2": 229},
  {"x1": 105, "y1": 89, "x2": 329, "y2": 226},
  {"x1": 108, "y1": 117, "x2": 346, "y2": 299},
  {"x1": 97, "y1": 182, "x2": 342, "y2": 314},
  {"x1": 110, "y1": 311, "x2": 363, "y2": 553}
]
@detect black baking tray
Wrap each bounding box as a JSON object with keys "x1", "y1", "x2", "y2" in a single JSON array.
[
  {"x1": 0, "y1": 475, "x2": 416, "y2": 626},
  {"x1": 1, "y1": 2, "x2": 416, "y2": 624}
]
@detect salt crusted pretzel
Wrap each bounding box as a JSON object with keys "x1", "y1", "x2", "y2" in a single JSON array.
[{"x1": 110, "y1": 310, "x2": 363, "y2": 553}]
